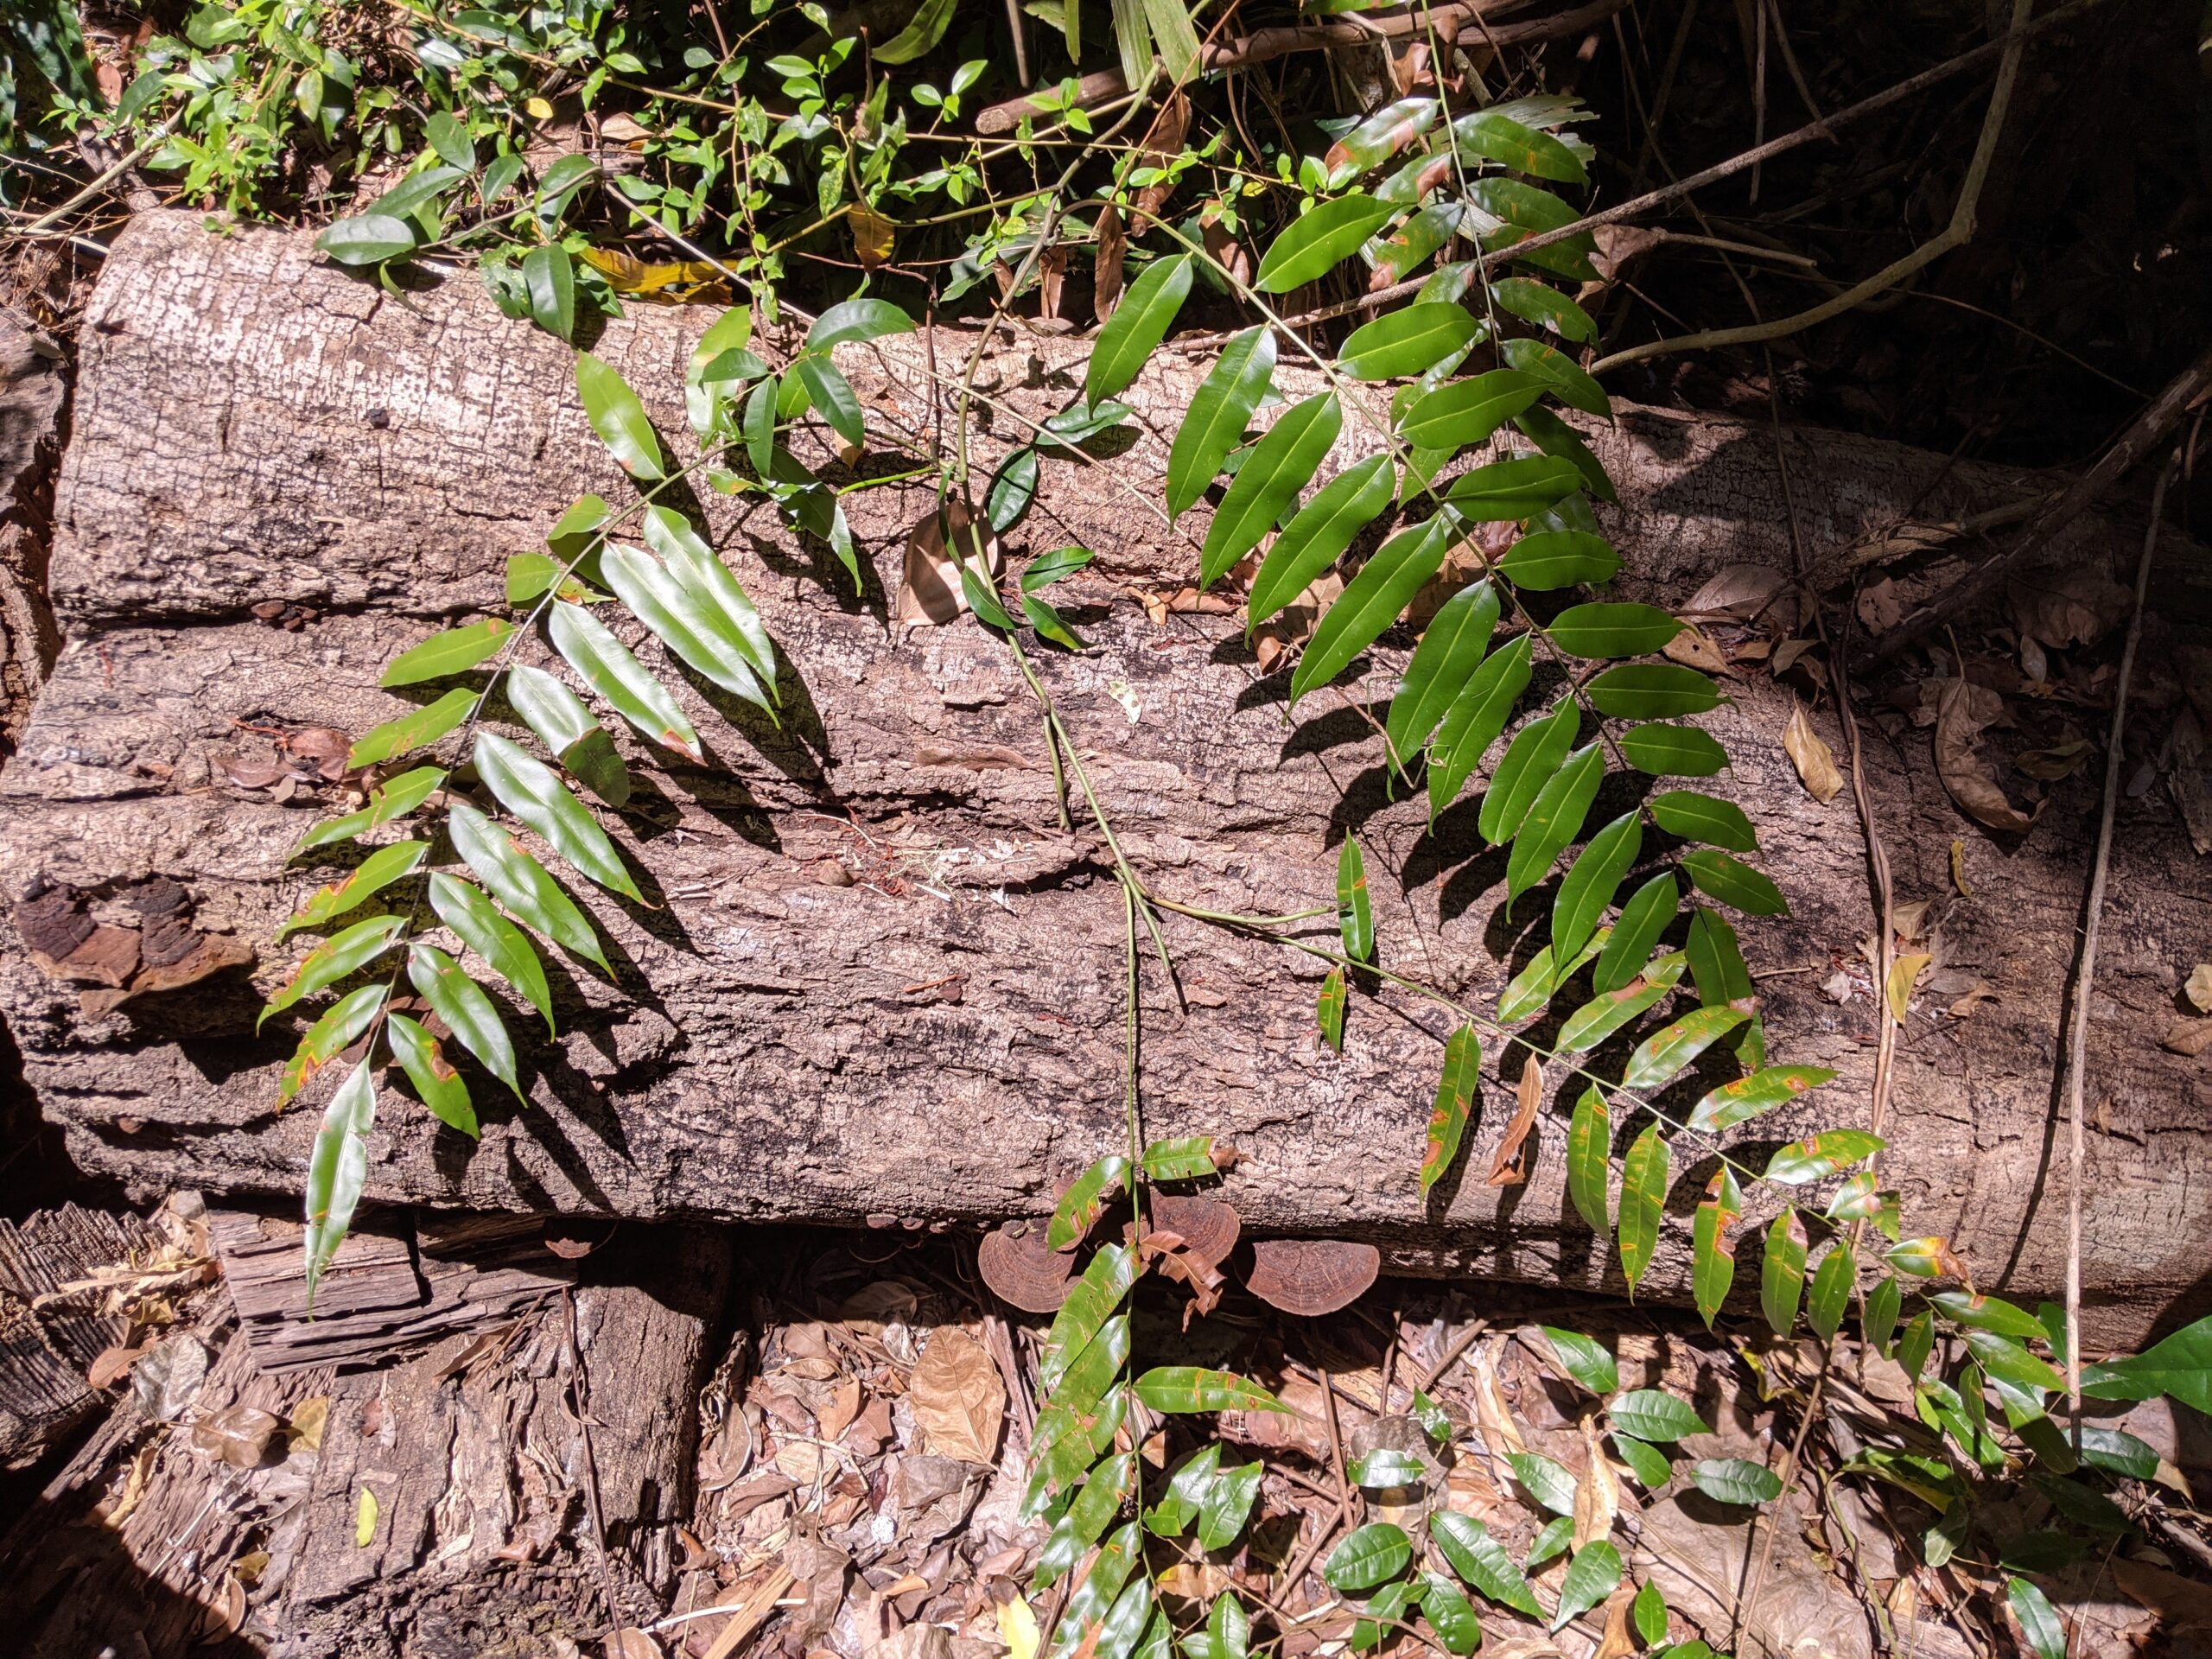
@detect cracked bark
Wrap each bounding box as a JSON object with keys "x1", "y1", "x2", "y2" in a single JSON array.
[{"x1": 3, "y1": 213, "x2": 2207, "y2": 1344}]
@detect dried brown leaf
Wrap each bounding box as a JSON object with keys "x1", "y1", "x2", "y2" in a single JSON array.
[
  {"x1": 897, "y1": 503, "x2": 1001, "y2": 629},
  {"x1": 1486, "y1": 1051, "x2": 1543, "y2": 1187},
  {"x1": 2187, "y1": 965, "x2": 2212, "y2": 1014},
  {"x1": 2009, "y1": 570, "x2": 2133, "y2": 651},
  {"x1": 1946, "y1": 980, "x2": 1994, "y2": 1019},
  {"x1": 1573, "y1": 1415, "x2": 1621, "y2": 1548},
  {"x1": 1591, "y1": 1589, "x2": 1637, "y2": 1659},
  {"x1": 1092, "y1": 204, "x2": 1126, "y2": 319},
  {"x1": 2163, "y1": 1017, "x2": 2212, "y2": 1058},
  {"x1": 1950, "y1": 838, "x2": 1971, "y2": 896},
  {"x1": 1857, "y1": 577, "x2": 1904, "y2": 634},
  {"x1": 1682, "y1": 563, "x2": 1788, "y2": 624},
  {"x1": 909, "y1": 1326, "x2": 1004, "y2": 1464},
  {"x1": 1936, "y1": 678, "x2": 2038, "y2": 834},
  {"x1": 1662, "y1": 626, "x2": 1729, "y2": 673},
  {"x1": 1885, "y1": 953, "x2": 1930, "y2": 1024},
  {"x1": 1783, "y1": 700, "x2": 1843, "y2": 804}
]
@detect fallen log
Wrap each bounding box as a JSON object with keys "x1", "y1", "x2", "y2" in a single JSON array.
[{"x1": 2, "y1": 211, "x2": 2207, "y2": 1345}]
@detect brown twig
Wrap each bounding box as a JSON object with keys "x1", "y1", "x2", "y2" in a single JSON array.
[
  {"x1": 1875, "y1": 342, "x2": 2212, "y2": 659},
  {"x1": 973, "y1": 0, "x2": 1625, "y2": 133},
  {"x1": 2061, "y1": 448, "x2": 2180, "y2": 1429}
]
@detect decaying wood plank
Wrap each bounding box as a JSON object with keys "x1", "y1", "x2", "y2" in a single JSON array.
[{"x1": 0, "y1": 213, "x2": 2207, "y2": 1344}]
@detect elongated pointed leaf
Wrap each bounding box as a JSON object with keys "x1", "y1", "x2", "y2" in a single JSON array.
[
  {"x1": 793, "y1": 354, "x2": 865, "y2": 447},
  {"x1": 278, "y1": 840, "x2": 428, "y2": 941},
  {"x1": 1167, "y1": 327, "x2": 1275, "y2": 518},
  {"x1": 1444, "y1": 454, "x2": 1583, "y2": 521},
  {"x1": 1506, "y1": 742, "x2": 1605, "y2": 906},
  {"x1": 548, "y1": 600, "x2": 702, "y2": 760},
  {"x1": 1497, "y1": 921, "x2": 1607, "y2": 1025},
  {"x1": 1694, "y1": 1166, "x2": 1743, "y2": 1326},
  {"x1": 1325, "y1": 1522, "x2": 1414, "y2": 1592},
  {"x1": 1566, "y1": 1085, "x2": 1612, "y2": 1233},
  {"x1": 1452, "y1": 109, "x2": 1588, "y2": 183},
  {"x1": 686, "y1": 306, "x2": 755, "y2": 435},
  {"x1": 1039, "y1": 1243, "x2": 1137, "y2": 1390},
  {"x1": 1692, "y1": 1458, "x2": 1783, "y2": 1507},
  {"x1": 303, "y1": 1058, "x2": 377, "y2": 1294},
  {"x1": 1035, "y1": 1451, "x2": 1135, "y2": 1587},
  {"x1": 1552, "y1": 809, "x2": 1641, "y2": 962},
  {"x1": 1551, "y1": 1541, "x2": 1622, "y2": 1632},
  {"x1": 1548, "y1": 603, "x2": 1681, "y2": 659},
  {"x1": 474, "y1": 732, "x2": 641, "y2": 901},
  {"x1": 259, "y1": 914, "x2": 405, "y2": 1028},
  {"x1": 280, "y1": 982, "x2": 388, "y2": 1106},
  {"x1": 1610, "y1": 1389, "x2": 1707, "y2": 1442},
  {"x1": 1387, "y1": 581, "x2": 1499, "y2": 768},
  {"x1": 1612, "y1": 1432, "x2": 1671, "y2": 1488},
  {"x1": 1317, "y1": 966, "x2": 1346, "y2": 1052},
  {"x1": 381, "y1": 619, "x2": 512, "y2": 687},
  {"x1": 1429, "y1": 633, "x2": 1534, "y2": 817},
  {"x1": 1622, "y1": 723, "x2": 1731, "y2": 777},
  {"x1": 987, "y1": 445, "x2": 1039, "y2": 532},
  {"x1": 523, "y1": 245, "x2": 575, "y2": 340},
  {"x1": 1338, "y1": 302, "x2": 1484, "y2": 380},
  {"x1": 385, "y1": 1009, "x2": 478, "y2": 1135},
  {"x1": 1255, "y1": 194, "x2": 1396, "y2": 292},
  {"x1": 1543, "y1": 1327, "x2": 1618, "y2": 1395},
  {"x1": 1765, "y1": 1128, "x2": 1885, "y2": 1185},
  {"x1": 1688, "y1": 1065, "x2": 1836, "y2": 1135},
  {"x1": 1421, "y1": 1026, "x2": 1481, "y2": 1196},
  {"x1": 1516, "y1": 406, "x2": 1616, "y2": 503},
  {"x1": 1557, "y1": 951, "x2": 1687, "y2": 1053},
  {"x1": 428, "y1": 872, "x2": 555, "y2": 1033},
  {"x1": 297, "y1": 767, "x2": 447, "y2": 854},
  {"x1": 2007, "y1": 1577, "x2": 2067, "y2": 1659},
  {"x1": 1248, "y1": 453, "x2": 1393, "y2": 624},
  {"x1": 1133, "y1": 1367, "x2": 1285, "y2": 1413},
  {"x1": 743, "y1": 376, "x2": 777, "y2": 477},
  {"x1": 806, "y1": 297, "x2": 914, "y2": 351},
  {"x1": 508, "y1": 663, "x2": 629, "y2": 806},
  {"x1": 1761, "y1": 1209, "x2": 1808, "y2": 1336},
  {"x1": 576, "y1": 353, "x2": 664, "y2": 480},
  {"x1": 1593, "y1": 873, "x2": 1679, "y2": 995},
  {"x1": 643, "y1": 507, "x2": 777, "y2": 683},
  {"x1": 1807, "y1": 1241, "x2": 1855, "y2": 1341},
  {"x1": 1618, "y1": 1124, "x2": 1668, "y2": 1291},
  {"x1": 408, "y1": 941, "x2": 521, "y2": 1099},
  {"x1": 1048, "y1": 1154, "x2": 1130, "y2": 1250},
  {"x1": 1087, "y1": 255, "x2": 1192, "y2": 404},
  {"x1": 1430, "y1": 1511, "x2": 1543, "y2": 1618},
  {"x1": 1203, "y1": 392, "x2": 1342, "y2": 587},
  {"x1": 1292, "y1": 513, "x2": 1457, "y2": 702},
  {"x1": 1337, "y1": 837, "x2": 1374, "y2": 963},
  {"x1": 602, "y1": 543, "x2": 774, "y2": 713},
  {"x1": 1498, "y1": 530, "x2": 1620, "y2": 590},
  {"x1": 1400, "y1": 370, "x2": 1542, "y2": 452},
  {"x1": 1490, "y1": 276, "x2": 1598, "y2": 342},
  {"x1": 1500, "y1": 336, "x2": 1611, "y2": 418},
  {"x1": 1624, "y1": 1004, "x2": 1750, "y2": 1090},
  {"x1": 1586, "y1": 664, "x2": 1720, "y2": 719},
  {"x1": 1682, "y1": 849, "x2": 1787, "y2": 914},
  {"x1": 1649, "y1": 790, "x2": 1756, "y2": 852},
  {"x1": 1479, "y1": 699, "x2": 1578, "y2": 845},
  {"x1": 1468, "y1": 177, "x2": 1599, "y2": 280},
  {"x1": 447, "y1": 801, "x2": 609, "y2": 973}
]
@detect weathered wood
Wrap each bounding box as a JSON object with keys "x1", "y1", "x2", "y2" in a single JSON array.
[
  {"x1": 1, "y1": 212, "x2": 2207, "y2": 1344},
  {"x1": 0, "y1": 1224, "x2": 729, "y2": 1657},
  {"x1": 0, "y1": 1202, "x2": 151, "y2": 1466}
]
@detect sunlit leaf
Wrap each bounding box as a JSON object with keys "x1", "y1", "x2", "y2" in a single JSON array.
[
  {"x1": 575, "y1": 352, "x2": 665, "y2": 480},
  {"x1": 507, "y1": 663, "x2": 630, "y2": 807},
  {"x1": 447, "y1": 801, "x2": 610, "y2": 973},
  {"x1": 1497, "y1": 529, "x2": 1620, "y2": 590},
  {"x1": 277, "y1": 840, "x2": 428, "y2": 941},
  {"x1": 407, "y1": 941, "x2": 521, "y2": 1099},
  {"x1": 1693, "y1": 1166, "x2": 1742, "y2": 1327},
  {"x1": 316, "y1": 213, "x2": 417, "y2": 266},
  {"x1": 1506, "y1": 743, "x2": 1605, "y2": 907},
  {"x1": 1292, "y1": 513, "x2": 1457, "y2": 702},
  {"x1": 1452, "y1": 109, "x2": 1588, "y2": 183},
  {"x1": 1691, "y1": 1458, "x2": 1783, "y2": 1507},
  {"x1": 1421, "y1": 1026, "x2": 1481, "y2": 1196},
  {"x1": 1687, "y1": 1065, "x2": 1835, "y2": 1134},
  {"x1": 1623, "y1": 1004, "x2": 1750, "y2": 1090},
  {"x1": 1400, "y1": 370, "x2": 1542, "y2": 452},
  {"x1": 380, "y1": 619, "x2": 512, "y2": 687},
  {"x1": 1325, "y1": 1522, "x2": 1414, "y2": 1592},
  {"x1": 523, "y1": 245, "x2": 575, "y2": 341},
  {"x1": 347, "y1": 690, "x2": 476, "y2": 771},
  {"x1": 1517, "y1": 405, "x2": 1617, "y2": 503},
  {"x1": 259, "y1": 913, "x2": 405, "y2": 1029},
  {"x1": 2007, "y1": 1578, "x2": 2067, "y2": 1659},
  {"x1": 1479, "y1": 698, "x2": 1578, "y2": 845},
  {"x1": 279, "y1": 982, "x2": 387, "y2": 1106},
  {"x1": 473, "y1": 733, "x2": 642, "y2": 901},
  {"x1": 1649, "y1": 790, "x2": 1757, "y2": 852},
  {"x1": 1443, "y1": 454, "x2": 1583, "y2": 520},
  {"x1": 385, "y1": 1009, "x2": 478, "y2": 1135},
  {"x1": 1490, "y1": 276, "x2": 1597, "y2": 341},
  {"x1": 1048, "y1": 1154, "x2": 1131, "y2": 1250},
  {"x1": 1550, "y1": 1540, "x2": 1621, "y2": 1632},
  {"x1": 427, "y1": 872, "x2": 556, "y2": 1033},
  {"x1": 1248, "y1": 453, "x2": 1395, "y2": 625},
  {"x1": 1167, "y1": 327, "x2": 1276, "y2": 518},
  {"x1": 1430, "y1": 1511, "x2": 1543, "y2": 1618},
  {"x1": 1552, "y1": 809, "x2": 1642, "y2": 962},
  {"x1": 605, "y1": 534, "x2": 778, "y2": 713},
  {"x1": 1087, "y1": 255, "x2": 1192, "y2": 405},
  {"x1": 1567, "y1": 1085, "x2": 1613, "y2": 1234},
  {"x1": 1255, "y1": 194, "x2": 1396, "y2": 292},
  {"x1": 1133, "y1": 1367, "x2": 1286, "y2": 1413},
  {"x1": 1039, "y1": 1243, "x2": 1136, "y2": 1391},
  {"x1": 1427, "y1": 633, "x2": 1534, "y2": 817},
  {"x1": 1608, "y1": 1389, "x2": 1707, "y2": 1442},
  {"x1": 1467, "y1": 177, "x2": 1598, "y2": 280},
  {"x1": 548, "y1": 600, "x2": 702, "y2": 761},
  {"x1": 1387, "y1": 581, "x2": 1499, "y2": 769},
  {"x1": 1500, "y1": 336, "x2": 1611, "y2": 417},
  {"x1": 1592, "y1": 874, "x2": 1680, "y2": 995},
  {"x1": 1764, "y1": 1128, "x2": 1885, "y2": 1185},
  {"x1": 988, "y1": 446, "x2": 1039, "y2": 532},
  {"x1": 302, "y1": 1058, "x2": 376, "y2": 1294},
  {"x1": 1929, "y1": 1291, "x2": 2056, "y2": 1342},
  {"x1": 1618, "y1": 1124, "x2": 1668, "y2": 1291},
  {"x1": 1508, "y1": 1451, "x2": 1577, "y2": 1516},
  {"x1": 1317, "y1": 966, "x2": 1347, "y2": 1052},
  {"x1": 1807, "y1": 1241, "x2": 1855, "y2": 1342},
  {"x1": 1613, "y1": 1433, "x2": 1671, "y2": 1489},
  {"x1": 792, "y1": 354, "x2": 866, "y2": 446},
  {"x1": 1586, "y1": 664, "x2": 1720, "y2": 720},
  {"x1": 805, "y1": 296, "x2": 916, "y2": 350},
  {"x1": 1548, "y1": 602, "x2": 1681, "y2": 659},
  {"x1": 1203, "y1": 392, "x2": 1343, "y2": 586},
  {"x1": 1543, "y1": 1326, "x2": 1618, "y2": 1395},
  {"x1": 1865, "y1": 1275, "x2": 1902, "y2": 1358},
  {"x1": 1338, "y1": 302, "x2": 1485, "y2": 380},
  {"x1": 1761, "y1": 1207, "x2": 1808, "y2": 1336}
]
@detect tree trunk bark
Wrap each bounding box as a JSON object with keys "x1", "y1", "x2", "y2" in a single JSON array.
[{"x1": 2, "y1": 212, "x2": 2205, "y2": 1345}]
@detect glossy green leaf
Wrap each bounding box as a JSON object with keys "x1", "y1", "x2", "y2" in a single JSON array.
[
  {"x1": 1039, "y1": 398, "x2": 1134, "y2": 448},
  {"x1": 1048, "y1": 1154, "x2": 1130, "y2": 1250},
  {"x1": 1490, "y1": 276, "x2": 1598, "y2": 342},
  {"x1": 1292, "y1": 513, "x2": 1457, "y2": 702},
  {"x1": 602, "y1": 543, "x2": 775, "y2": 713},
  {"x1": 2076, "y1": 1426, "x2": 2161, "y2": 1479},
  {"x1": 1317, "y1": 966, "x2": 1347, "y2": 1052},
  {"x1": 1622, "y1": 724, "x2": 1731, "y2": 778},
  {"x1": 1684, "y1": 1065, "x2": 1834, "y2": 1135},
  {"x1": 1400, "y1": 370, "x2": 1542, "y2": 452},
  {"x1": 407, "y1": 941, "x2": 520, "y2": 1099},
  {"x1": 381, "y1": 619, "x2": 512, "y2": 687},
  {"x1": 1764, "y1": 1128, "x2": 1885, "y2": 1185},
  {"x1": 1328, "y1": 96, "x2": 1440, "y2": 185},
  {"x1": 278, "y1": 982, "x2": 387, "y2": 1106},
  {"x1": 1807, "y1": 1242, "x2": 1855, "y2": 1342},
  {"x1": 1140, "y1": 1136, "x2": 1217, "y2": 1179},
  {"x1": 385, "y1": 1009, "x2": 478, "y2": 1136},
  {"x1": 1497, "y1": 918, "x2": 1605, "y2": 1025},
  {"x1": 1693, "y1": 1166, "x2": 1742, "y2": 1327},
  {"x1": 1507, "y1": 1451, "x2": 1577, "y2": 1516},
  {"x1": 1204, "y1": 392, "x2": 1343, "y2": 587},
  {"x1": 2007, "y1": 1577, "x2": 2067, "y2": 1659},
  {"x1": 1551, "y1": 1541, "x2": 1622, "y2": 1633},
  {"x1": 1324, "y1": 1522, "x2": 1414, "y2": 1592},
  {"x1": 1338, "y1": 302, "x2": 1485, "y2": 380},
  {"x1": 1929, "y1": 1291, "x2": 2050, "y2": 1341},
  {"x1": 347, "y1": 690, "x2": 476, "y2": 771},
  {"x1": 278, "y1": 839, "x2": 428, "y2": 942},
  {"x1": 1052, "y1": 1518, "x2": 1138, "y2": 1632},
  {"x1": 447, "y1": 800, "x2": 609, "y2": 973},
  {"x1": 1543, "y1": 1327, "x2": 1618, "y2": 1395},
  {"x1": 1586, "y1": 664, "x2": 1720, "y2": 720},
  {"x1": 1479, "y1": 698, "x2": 1578, "y2": 845},
  {"x1": 1610, "y1": 1389, "x2": 1708, "y2": 1443},
  {"x1": 507, "y1": 664, "x2": 629, "y2": 806},
  {"x1": 1524, "y1": 1515, "x2": 1573, "y2": 1568},
  {"x1": 1167, "y1": 327, "x2": 1275, "y2": 518},
  {"x1": 987, "y1": 446, "x2": 1039, "y2": 533},
  {"x1": 685, "y1": 306, "x2": 755, "y2": 435},
  {"x1": 1497, "y1": 529, "x2": 1620, "y2": 590},
  {"x1": 473, "y1": 733, "x2": 640, "y2": 901},
  {"x1": 1567, "y1": 1085, "x2": 1613, "y2": 1234},
  {"x1": 1623, "y1": 1003, "x2": 1749, "y2": 1090},
  {"x1": 316, "y1": 214, "x2": 417, "y2": 266},
  {"x1": 1864, "y1": 1275, "x2": 1902, "y2": 1358},
  {"x1": 1452, "y1": 109, "x2": 1588, "y2": 183},
  {"x1": 1692, "y1": 1458, "x2": 1783, "y2": 1507},
  {"x1": 1427, "y1": 633, "x2": 1534, "y2": 817},
  {"x1": 1247, "y1": 453, "x2": 1393, "y2": 624},
  {"x1": 1255, "y1": 194, "x2": 1396, "y2": 292},
  {"x1": 1685, "y1": 906, "x2": 1754, "y2": 1008},
  {"x1": 793, "y1": 354, "x2": 865, "y2": 447},
  {"x1": 1023, "y1": 592, "x2": 1084, "y2": 651},
  {"x1": 1506, "y1": 742, "x2": 1605, "y2": 906},
  {"x1": 427, "y1": 872, "x2": 554, "y2": 1033},
  {"x1": 1516, "y1": 405, "x2": 1617, "y2": 503},
  {"x1": 259, "y1": 913, "x2": 405, "y2": 1029},
  {"x1": 1761, "y1": 1208, "x2": 1808, "y2": 1336},
  {"x1": 1134, "y1": 1367, "x2": 1286, "y2": 1413},
  {"x1": 1337, "y1": 836, "x2": 1375, "y2": 963},
  {"x1": 2081, "y1": 1313, "x2": 2212, "y2": 1411},
  {"x1": 1430, "y1": 1511, "x2": 1543, "y2": 1618},
  {"x1": 575, "y1": 352, "x2": 664, "y2": 480},
  {"x1": 1198, "y1": 1460, "x2": 1263, "y2": 1551},
  {"x1": 1593, "y1": 874, "x2": 1680, "y2": 995},
  {"x1": 1500, "y1": 336, "x2": 1611, "y2": 418},
  {"x1": 1147, "y1": 1442, "x2": 1217, "y2": 1536},
  {"x1": 1035, "y1": 1452, "x2": 1134, "y2": 1586},
  {"x1": 644, "y1": 509, "x2": 777, "y2": 682},
  {"x1": 1467, "y1": 177, "x2": 1599, "y2": 281},
  {"x1": 1087, "y1": 255, "x2": 1191, "y2": 405},
  {"x1": 1566, "y1": 960, "x2": 1681, "y2": 1052},
  {"x1": 1346, "y1": 1448, "x2": 1427, "y2": 1491},
  {"x1": 1548, "y1": 603, "x2": 1681, "y2": 659},
  {"x1": 1968, "y1": 1331, "x2": 2066, "y2": 1395},
  {"x1": 1633, "y1": 1581, "x2": 1669, "y2": 1647},
  {"x1": 1443, "y1": 454, "x2": 1583, "y2": 520},
  {"x1": 523, "y1": 245, "x2": 575, "y2": 340},
  {"x1": 1421, "y1": 1026, "x2": 1481, "y2": 1196},
  {"x1": 806, "y1": 297, "x2": 915, "y2": 350},
  {"x1": 302, "y1": 1058, "x2": 376, "y2": 1294},
  {"x1": 1039, "y1": 1243, "x2": 1136, "y2": 1391},
  {"x1": 1387, "y1": 581, "x2": 1499, "y2": 768},
  {"x1": 1618, "y1": 1124, "x2": 1668, "y2": 1291},
  {"x1": 1649, "y1": 790, "x2": 1756, "y2": 852},
  {"x1": 1420, "y1": 1573, "x2": 1481, "y2": 1656},
  {"x1": 548, "y1": 601, "x2": 702, "y2": 761},
  {"x1": 1552, "y1": 809, "x2": 1642, "y2": 962},
  {"x1": 742, "y1": 376, "x2": 777, "y2": 477}
]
